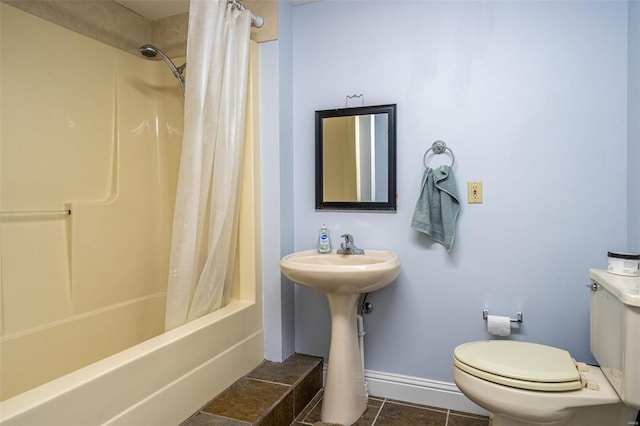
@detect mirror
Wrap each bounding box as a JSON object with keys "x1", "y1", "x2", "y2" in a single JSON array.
[{"x1": 315, "y1": 104, "x2": 396, "y2": 211}]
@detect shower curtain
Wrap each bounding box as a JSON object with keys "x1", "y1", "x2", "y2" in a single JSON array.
[{"x1": 165, "y1": 0, "x2": 252, "y2": 331}]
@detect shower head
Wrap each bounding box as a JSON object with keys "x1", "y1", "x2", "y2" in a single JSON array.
[
  {"x1": 139, "y1": 44, "x2": 186, "y2": 96},
  {"x1": 139, "y1": 44, "x2": 159, "y2": 58}
]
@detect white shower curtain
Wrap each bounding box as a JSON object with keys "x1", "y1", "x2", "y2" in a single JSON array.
[{"x1": 165, "y1": 0, "x2": 251, "y2": 331}]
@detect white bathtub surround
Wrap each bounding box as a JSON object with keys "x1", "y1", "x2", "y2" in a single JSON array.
[
  {"x1": 0, "y1": 3, "x2": 264, "y2": 419},
  {"x1": 0, "y1": 2, "x2": 181, "y2": 400}
]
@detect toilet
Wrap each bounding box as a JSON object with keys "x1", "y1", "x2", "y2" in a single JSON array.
[{"x1": 453, "y1": 269, "x2": 640, "y2": 426}]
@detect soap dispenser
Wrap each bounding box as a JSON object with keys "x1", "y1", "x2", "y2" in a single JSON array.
[{"x1": 317, "y1": 223, "x2": 331, "y2": 253}]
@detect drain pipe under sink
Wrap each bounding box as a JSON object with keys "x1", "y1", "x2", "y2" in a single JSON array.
[
  {"x1": 357, "y1": 313, "x2": 368, "y2": 399},
  {"x1": 358, "y1": 293, "x2": 374, "y2": 399}
]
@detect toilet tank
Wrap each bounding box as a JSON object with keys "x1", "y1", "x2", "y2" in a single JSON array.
[{"x1": 589, "y1": 269, "x2": 640, "y2": 409}]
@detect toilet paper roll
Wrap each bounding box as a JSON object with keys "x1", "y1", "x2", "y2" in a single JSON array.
[{"x1": 487, "y1": 315, "x2": 511, "y2": 337}]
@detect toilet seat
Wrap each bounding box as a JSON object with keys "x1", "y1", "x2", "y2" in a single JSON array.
[{"x1": 454, "y1": 341, "x2": 583, "y2": 392}]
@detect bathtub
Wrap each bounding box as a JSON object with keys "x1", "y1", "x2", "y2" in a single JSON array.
[
  {"x1": 0, "y1": 299, "x2": 264, "y2": 426},
  {"x1": 1, "y1": 5, "x2": 264, "y2": 424}
]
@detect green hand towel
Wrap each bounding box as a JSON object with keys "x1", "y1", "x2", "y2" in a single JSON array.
[{"x1": 411, "y1": 165, "x2": 460, "y2": 251}]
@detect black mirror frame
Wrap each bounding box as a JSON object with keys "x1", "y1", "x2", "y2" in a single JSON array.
[{"x1": 315, "y1": 104, "x2": 397, "y2": 211}]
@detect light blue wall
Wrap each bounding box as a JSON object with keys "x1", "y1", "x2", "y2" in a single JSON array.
[
  {"x1": 260, "y1": 39, "x2": 284, "y2": 361},
  {"x1": 289, "y1": 1, "x2": 628, "y2": 382},
  {"x1": 277, "y1": 0, "x2": 296, "y2": 361},
  {"x1": 629, "y1": 0, "x2": 640, "y2": 252},
  {"x1": 260, "y1": 1, "x2": 296, "y2": 362}
]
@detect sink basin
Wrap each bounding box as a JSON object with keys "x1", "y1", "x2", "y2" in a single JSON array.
[
  {"x1": 280, "y1": 248, "x2": 400, "y2": 425},
  {"x1": 279, "y1": 249, "x2": 400, "y2": 294}
]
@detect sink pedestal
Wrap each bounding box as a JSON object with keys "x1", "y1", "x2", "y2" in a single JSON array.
[
  {"x1": 279, "y1": 249, "x2": 401, "y2": 425},
  {"x1": 321, "y1": 293, "x2": 367, "y2": 425}
]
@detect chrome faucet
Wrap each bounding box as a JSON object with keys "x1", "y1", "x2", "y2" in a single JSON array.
[{"x1": 337, "y1": 233, "x2": 364, "y2": 255}]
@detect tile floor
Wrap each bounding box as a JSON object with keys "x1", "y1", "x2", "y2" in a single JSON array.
[
  {"x1": 182, "y1": 353, "x2": 490, "y2": 426},
  {"x1": 294, "y1": 391, "x2": 489, "y2": 426}
]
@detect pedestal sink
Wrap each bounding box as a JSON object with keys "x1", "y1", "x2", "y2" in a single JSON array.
[{"x1": 280, "y1": 249, "x2": 400, "y2": 425}]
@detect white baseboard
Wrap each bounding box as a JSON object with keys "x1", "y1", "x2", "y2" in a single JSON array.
[
  {"x1": 323, "y1": 365, "x2": 489, "y2": 417},
  {"x1": 365, "y1": 369, "x2": 489, "y2": 416}
]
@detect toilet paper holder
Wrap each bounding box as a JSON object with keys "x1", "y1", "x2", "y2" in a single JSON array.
[{"x1": 482, "y1": 309, "x2": 523, "y2": 323}]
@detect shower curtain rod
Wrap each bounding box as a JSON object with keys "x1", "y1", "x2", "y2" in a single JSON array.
[{"x1": 228, "y1": 0, "x2": 264, "y2": 28}]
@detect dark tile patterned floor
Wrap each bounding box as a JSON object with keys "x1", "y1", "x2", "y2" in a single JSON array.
[
  {"x1": 181, "y1": 353, "x2": 490, "y2": 426},
  {"x1": 293, "y1": 391, "x2": 489, "y2": 426}
]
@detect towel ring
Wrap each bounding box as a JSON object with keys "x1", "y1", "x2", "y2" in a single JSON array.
[{"x1": 423, "y1": 140, "x2": 455, "y2": 168}]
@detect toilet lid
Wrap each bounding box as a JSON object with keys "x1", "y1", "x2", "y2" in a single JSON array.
[{"x1": 454, "y1": 341, "x2": 583, "y2": 392}]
